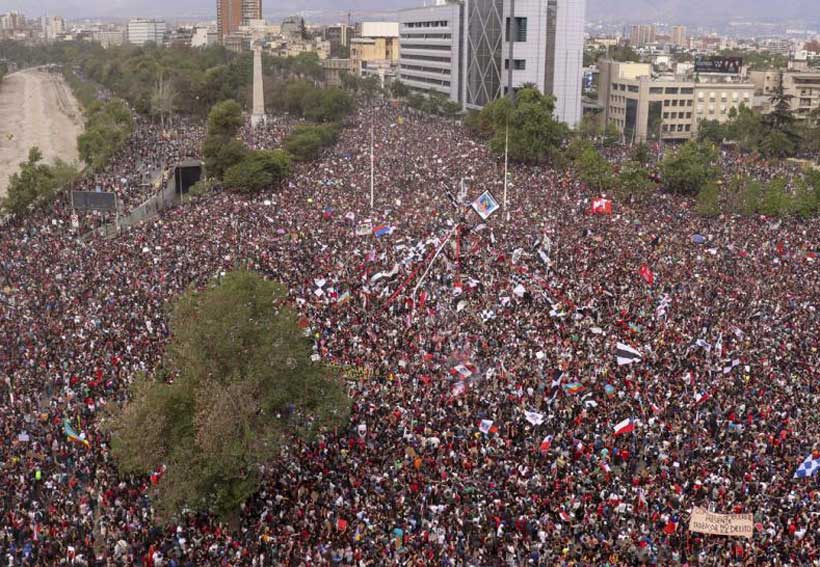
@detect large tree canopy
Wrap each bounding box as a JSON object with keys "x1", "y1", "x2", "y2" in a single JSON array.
[
  {"x1": 476, "y1": 87, "x2": 569, "y2": 164},
  {"x1": 107, "y1": 270, "x2": 351, "y2": 520}
]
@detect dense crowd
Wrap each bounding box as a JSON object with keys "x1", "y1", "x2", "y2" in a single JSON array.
[{"x1": 0, "y1": 102, "x2": 818, "y2": 566}]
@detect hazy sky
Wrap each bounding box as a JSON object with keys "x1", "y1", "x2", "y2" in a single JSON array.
[{"x1": 4, "y1": 0, "x2": 819, "y2": 24}]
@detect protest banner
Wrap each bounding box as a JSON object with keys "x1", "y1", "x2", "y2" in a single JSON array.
[{"x1": 688, "y1": 507, "x2": 754, "y2": 538}]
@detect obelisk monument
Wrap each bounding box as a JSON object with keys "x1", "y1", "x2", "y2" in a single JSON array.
[{"x1": 251, "y1": 44, "x2": 266, "y2": 128}]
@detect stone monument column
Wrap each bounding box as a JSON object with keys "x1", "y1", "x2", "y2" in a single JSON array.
[{"x1": 251, "y1": 44, "x2": 266, "y2": 128}]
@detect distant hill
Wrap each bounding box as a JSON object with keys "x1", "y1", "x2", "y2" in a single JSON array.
[{"x1": 586, "y1": 0, "x2": 820, "y2": 24}]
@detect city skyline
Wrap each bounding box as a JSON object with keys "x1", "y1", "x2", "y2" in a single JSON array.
[{"x1": 3, "y1": 0, "x2": 820, "y2": 26}]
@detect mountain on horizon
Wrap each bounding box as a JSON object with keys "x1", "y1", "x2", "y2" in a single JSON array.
[{"x1": 41, "y1": 0, "x2": 820, "y2": 24}]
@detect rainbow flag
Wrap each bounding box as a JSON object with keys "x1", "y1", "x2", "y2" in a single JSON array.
[
  {"x1": 562, "y1": 382, "x2": 585, "y2": 395},
  {"x1": 63, "y1": 418, "x2": 90, "y2": 448}
]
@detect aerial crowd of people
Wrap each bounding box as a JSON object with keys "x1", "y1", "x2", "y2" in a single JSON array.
[{"x1": 0, "y1": 98, "x2": 818, "y2": 566}]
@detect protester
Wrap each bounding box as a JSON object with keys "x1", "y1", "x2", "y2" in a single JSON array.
[{"x1": 0, "y1": 100, "x2": 817, "y2": 567}]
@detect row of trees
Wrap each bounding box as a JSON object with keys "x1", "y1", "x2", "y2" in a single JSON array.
[
  {"x1": 1, "y1": 147, "x2": 79, "y2": 215},
  {"x1": 570, "y1": 140, "x2": 656, "y2": 202},
  {"x1": 696, "y1": 171, "x2": 820, "y2": 219},
  {"x1": 0, "y1": 41, "x2": 325, "y2": 120},
  {"x1": 77, "y1": 99, "x2": 134, "y2": 170},
  {"x1": 571, "y1": 139, "x2": 820, "y2": 218},
  {"x1": 698, "y1": 86, "x2": 820, "y2": 158},
  {"x1": 202, "y1": 83, "x2": 352, "y2": 194}
]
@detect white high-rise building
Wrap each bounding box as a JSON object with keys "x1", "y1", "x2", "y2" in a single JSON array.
[
  {"x1": 399, "y1": 0, "x2": 585, "y2": 127},
  {"x1": 399, "y1": 1, "x2": 465, "y2": 104},
  {"x1": 127, "y1": 19, "x2": 168, "y2": 46}
]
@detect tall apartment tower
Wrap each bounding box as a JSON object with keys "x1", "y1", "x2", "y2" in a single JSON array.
[
  {"x1": 218, "y1": 0, "x2": 262, "y2": 42},
  {"x1": 671, "y1": 25, "x2": 687, "y2": 48},
  {"x1": 399, "y1": 0, "x2": 585, "y2": 127},
  {"x1": 463, "y1": 0, "x2": 585, "y2": 127}
]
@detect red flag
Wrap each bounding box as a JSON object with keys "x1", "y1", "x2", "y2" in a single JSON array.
[
  {"x1": 590, "y1": 198, "x2": 613, "y2": 215},
  {"x1": 337, "y1": 518, "x2": 348, "y2": 532},
  {"x1": 639, "y1": 264, "x2": 654, "y2": 285}
]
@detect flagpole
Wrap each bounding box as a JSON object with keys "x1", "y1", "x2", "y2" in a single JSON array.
[
  {"x1": 503, "y1": 119, "x2": 509, "y2": 223},
  {"x1": 370, "y1": 120, "x2": 375, "y2": 209},
  {"x1": 412, "y1": 224, "x2": 459, "y2": 297}
]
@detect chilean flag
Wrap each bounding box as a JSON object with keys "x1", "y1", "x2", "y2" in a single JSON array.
[
  {"x1": 450, "y1": 363, "x2": 477, "y2": 379},
  {"x1": 590, "y1": 198, "x2": 613, "y2": 215},
  {"x1": 613, "y1": 417, "x2": 635, "y2": 436},
  {"x1": 539, "y1": 435, "x2": 553, "y2": 453},
  {"x1": 639, "y1": 264, "x2": 654, "y2": 285}
]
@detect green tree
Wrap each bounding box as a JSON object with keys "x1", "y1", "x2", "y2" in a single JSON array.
[
  {"x1": 695, "y1": 181, "x2": 721, "y2": 217},
  {"x1": 602, "y1": 122, "x2": 621, "y2": 147},
  {"x1": 564, "y1": 138, "x2": 594, "y2": 162},
  {"x1": 660, "y1": 141, "x2": 718, "y2": 196},
  {"x1": 305, "y1": 88, "x2": 353, "y2": 123},
  {"x1": 576, "y1": 146, "x2": 614, "y2": 192},
  {"x1": 360, "y1": 76, "x2": 381, "y2": 100},
  {"x1": 390, "y1": 79, "x2": 410, "y2": 99},
  {"x1": 207, "y1": 99, "x2": 243, "y2": 139},
  {"x1": 577, "y1": 113, "x2": 602, "y2": 141},
  {"x1": 2, "y1": 147, "x2": 79, "y2": 215},
  {"x1": 203, "y1": 100, "x2": 248, "y2": 179},
  {"x1": 616, "y1": 160, "x2": 655, "y2": 202},
  {"x1": 481, "y1": 87, "x2": 569, "y2": 164},
  {"x1": 791, "y1": 178, "x2": 819, "y2": 218},
  {"x1": 222, "y1": 150, "x2": 292, "y2": 194},
  {"x1": 697, "y1": 119, "x2": 727, "y2": 145},
  {"x1": 758, "y1": 178, "x2": 791, "y2": 217},
  {"x1": 282, "y1": 123, "x2": 340, "y2": 161},
  {"x1": 340, "y1": 72, "x2": 360, "y2": 93},
  {"x1": 203, "y1": 137, "x2": 247, "y2": 180},
  {"x1": 77, "y1": 99, "x2": 134, "y2": 169},
  {"x1": 107, "y1": 270, "x2": 351, "y2": 520},
  {"x1": 760, "y1": 82, "x2": 800, "y2": 157},
  {"x1": 631, "y1": 142, "x2": 650, "y2": 164}
]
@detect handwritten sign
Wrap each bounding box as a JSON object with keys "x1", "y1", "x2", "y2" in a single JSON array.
[{"x1": 688, "y1": 507, "x2": 754, "y2": 538}]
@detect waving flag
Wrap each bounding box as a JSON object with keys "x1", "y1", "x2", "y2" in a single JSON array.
[
  {"x1": 639, "y1": 264, "x2": 654, "y2": 285},
  {"x1": 63, "y1": 418, "x2": 90, "y2": 448},
  {"x1": 539, "y1": 435, "x2": 553, "y2": 453},
  {"x1": 562, "y1": 382, "x2": 585, "y2": 395},
  {"x1": 794, "y1": 452, "x2": 820, "y2": 479},
  {"x1": 590, "y1": 198, "x2": 612, "y2": 215},
  {"x1": 616, "y1": 342, "x2": 642, "y2": 366},
  {"x1": 373, "y1": 225, "x2": 395, "y2": 238},
  {"x1": 604, "y1": 384, "x2": 616, "y2": 398},
  {"x1": 694, "y1": 391, "x2": 710, "y2": 405},
  {"x1": 450, "y1": 363, "x2": 477, "y2": 379},
  {"x1": 613, "y1": 417, "x2": 635, "y2": 436},
  {"x1": 524, "y1": 411, "x2": 545, "y2": 426}
]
